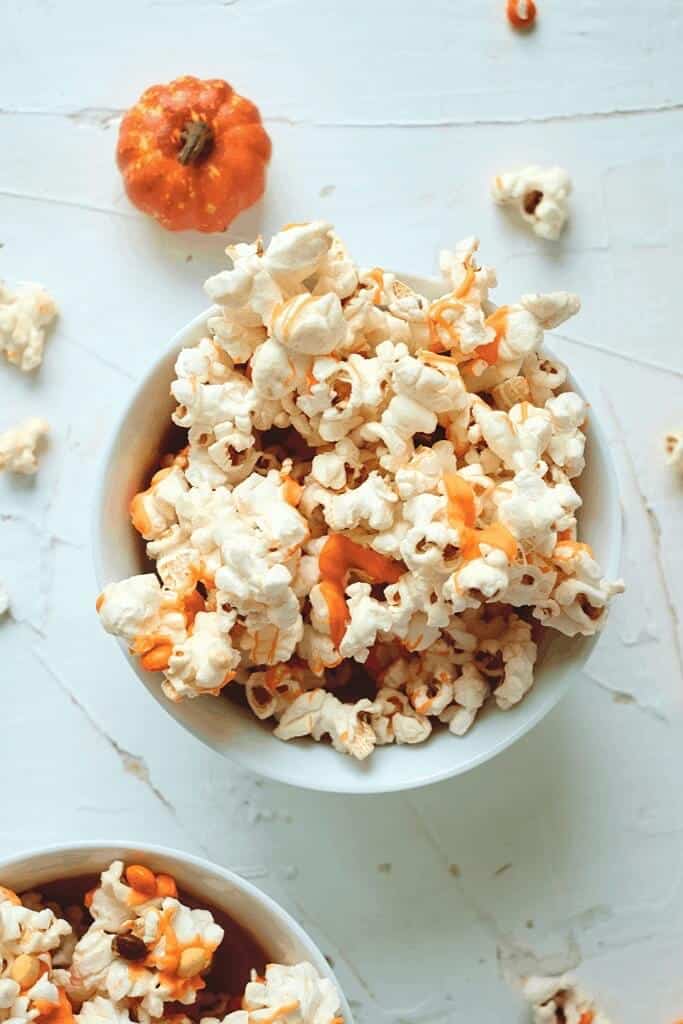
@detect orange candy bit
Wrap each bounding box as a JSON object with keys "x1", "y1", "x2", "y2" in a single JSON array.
[
  {"x1": 319, "y1": 580, "x2": 351, "y2": 649},
  {"x1": 84, "y1": 888, "x2": 96, "y2": 909},
  {"x1": 578, "y1": 1014, "x2": 594, "y2": 1024},
  {"x1": 183, "y1": 589, "x2": 205, "y2": 629},
  {"x1": 473, "y1": 306, "x2": 509, "y2": 366},
  {"x1": 443, "y1": 473, "x2": 476, "y2": 528},
  {"x1": 34, "y1": 990, "x2": 74, "y2": 1024},
  {"x1": 461, "y1": 522, "x2": 518, "y2": 564},
  {"x1": 139, "y1": 641, "x2": 173, "y2": 672},
  {"x1": 129, "y1": 492, "x2": 153, "y2": 537},
  {"x1": 156, "y1": 873, "x2": 178, "y2": 899},
  {"x1": 281, "y1": 476, "x2": 302, "y2": 507},
  {"x1": 0, "y1": 885, "x2": 21, "y2": 906},
  {"x1": 507, "y1": 0, "x2": 537, "y2": 29},
  {"x1": 126, "y1": 864, "x2": 158, "y2": 897},
  {"x1": 318, "y1": 535, "x2": 404, "y2": 649},
  {"x1": 95, "y1": 593, "x2": 105, "y2": 613},
  {"x1": 319, "y1": 534, "x2": 403, "y2": 585},
  {"x1": 443, "y1": 473, "x2": 517, "y2": 564}
]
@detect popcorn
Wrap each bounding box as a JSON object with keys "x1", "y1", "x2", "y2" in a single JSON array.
[
  {"x1": 521, "y1": 974, "x2": 612, "y2": 1024},
  {"x1": 0, "y1": 418, "x2": 49, "y2": 475},
  {"x1": 491, "y1": 166, "x2": 572, "y2": 241},
  {"x1": 1, "y1": 869, "x2": 344, "y2": 1024},
  {"x1": 164, "y1": 611, "x2": 241, "y2": 701},
  {"x1": 545, "y1": 392, "x2": 587, "y2": 478},
  {"x1": 0, "y1": 282, "x2": 58, "y2": 372},
  {"x1": 243, "y1": 961, "x2": 343, "y2": 1024},
  {"x1": 98, "y1": 223, "x2": 623, "y2": 758},
  {"x1": 664, "y1": 428, "x2": 683, "y2": 474},
  {"x1": 0, "y1": 889, "x2": 73, "y2": 1024}
]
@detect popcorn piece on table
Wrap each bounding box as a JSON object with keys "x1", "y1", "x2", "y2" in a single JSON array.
[
  {"x1": 521, "y1": 973, "x2": 611, "y2": 1024},
  {"x1": 0, "y1": 282, "x2": 58, "y2": 372},
  {"x1": 0, "y1": 418, "x2": 49, "y2": 475},
  {"x1": 664, "y1": 428, "x2": 683, "y2": 474},
  {"x1": 491, "y1": 166, "x2": 572, "y2": 241}
]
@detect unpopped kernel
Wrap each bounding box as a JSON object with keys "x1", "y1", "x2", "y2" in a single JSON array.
[{"x1": 98, "y1": 223, "x2": 623, "y2": 758}]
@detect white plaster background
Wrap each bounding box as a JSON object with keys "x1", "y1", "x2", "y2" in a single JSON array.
[{"x1": 1, "y1": 2, "x2": 682, "y2": 1020}]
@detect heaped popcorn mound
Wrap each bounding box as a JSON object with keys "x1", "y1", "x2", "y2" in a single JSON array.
[
  {"x1": 97, "y1": 222, "x2": 624, "y2": 759},
  {"x1": 0, "y1": 864, "x2": 343, "y2": 1024}
]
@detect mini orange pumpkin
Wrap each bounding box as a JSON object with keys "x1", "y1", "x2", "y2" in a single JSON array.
[{"x1": 117, "y1": 75, "x2": 271, "y2": 233}]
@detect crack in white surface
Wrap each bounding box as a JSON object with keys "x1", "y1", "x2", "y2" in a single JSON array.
[
  {"x1": 30, "y1": 645, "x2": 188, "y2": 823},
  {"x1": 61, "y1": 334, "x2": 135, "y2": 381},
  {"x1": 555, "y1": 331, "x2": 683, "y2": 377},
  {"x1": 0, "y1": 188, "x2": 137, "y2": 221},
  {"x1": 265, "y1": 100, "x2": 683, "y2": 129},
  {"x1": 588, "y1": 672, "x2": 669, "y2": 723},
  {"x1": 286, "y1": 890, "x2": 377, "y2": 1010},
  {"x1": 4, "y1": 100, "x2": 683, "y2": 132},
  {"x1": 604, "y1": 394, "x2": 683, "y2": 683},
  {"x1": 0, "y1": 106, "x2": 123, "y2": 127}
]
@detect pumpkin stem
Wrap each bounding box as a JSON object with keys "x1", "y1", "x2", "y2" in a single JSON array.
[{"x1": 178, "y1": 120, "x2": 214, "y2": 165}]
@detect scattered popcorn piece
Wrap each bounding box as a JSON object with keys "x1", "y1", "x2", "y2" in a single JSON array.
[
  {"x1": 0, "y1": 282, "x2": 58, "y2": 371},
  {"x1": 98, "y1": 222, "x2": 622, "y2": 759},
  {"x1": 664, "y1": 428, "x2": 683, "y2": 474},
  {"x1": 491, "y1": 166, "x2": 571, "y2": 241},
  {"x1": 0, "y1": 418, "x2": 49, "y2": 475},
  {"x1": 521, "y1": 973, "x2": 612, "y2": 1024}
]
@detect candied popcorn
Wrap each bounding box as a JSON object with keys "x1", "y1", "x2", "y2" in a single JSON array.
[
  {"x1": 522, "y1": 974, "x2": 612, "y2": 1024},
  {"x1": 0, "y1": 418, "x2": 49, "y2": 475},
  {"x1": 98, "y1": 223, "x2": 623, "y2": 758},
  {"x1": 0, "y1": 282, "x2": 58, "y2": 372},
  {"x1": 2, "y1": 866, "x2": 344, "y2": 1024},
  {"x1": 664, "y1": 429, "x2": 683, "y2": 474},
  {"x1": 0, "y1": 887, "x2": 73, "y2": 1024},
  {"x1": 243, "y1": 962, "x2": 343, "y2": 1024},
  {"x1": 491, "y1": 166, "x2": 572, "y2": 241}
]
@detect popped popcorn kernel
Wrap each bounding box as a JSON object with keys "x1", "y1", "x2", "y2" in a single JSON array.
[
  {"x1": 97, "y1": 223, "x2": 622, "y2": 759},
  {"x1": 0, "y1": 282, "x2": 58, "y2": 372},
  {"x1": 492, "y1": 166, "x2": 571, "y2": 240},
  {"x1": 0, "y1": 418, "x2": 49, "y2": 475}
]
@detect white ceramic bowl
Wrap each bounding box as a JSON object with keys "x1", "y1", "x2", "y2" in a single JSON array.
[
  {"x1": 93, "y1": 273, "x2": 622, "y2": 795},
  {"x1": 0, "y1": 841, "x2": 353, "y2": 1022}
]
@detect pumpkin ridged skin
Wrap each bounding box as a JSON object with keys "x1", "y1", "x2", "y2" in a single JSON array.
[{"x1": 116, "y1": 76, "x2": 271, "y2": 233}]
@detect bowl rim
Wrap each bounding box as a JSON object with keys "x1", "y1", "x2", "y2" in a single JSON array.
[
  {"x1": 0, "y1": 839, "x2": 353, "y2": 1023},
  {"x1": 92, "y1": 276, "x2": 623, "y2": 795}
]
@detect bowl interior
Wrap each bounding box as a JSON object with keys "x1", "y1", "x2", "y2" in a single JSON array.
[
  {"x1": 94, "y1": 274, "x2": 622, "y2": 794},
  {"x1": 0, "y1": 843, "x2": 352, "y2": 1021}
]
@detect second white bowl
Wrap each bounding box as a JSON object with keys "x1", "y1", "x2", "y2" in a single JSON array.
[
  {"x1": 93, "y1": 274, "x2": 622, "y2": 795},
  {"x1": 0, "y1": 842, "x2": 353, "y2": 1022}
]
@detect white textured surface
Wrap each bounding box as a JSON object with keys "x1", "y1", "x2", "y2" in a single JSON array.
[{"x1": 1, "y1": 2, "x2": 682, "y2": 1021}]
